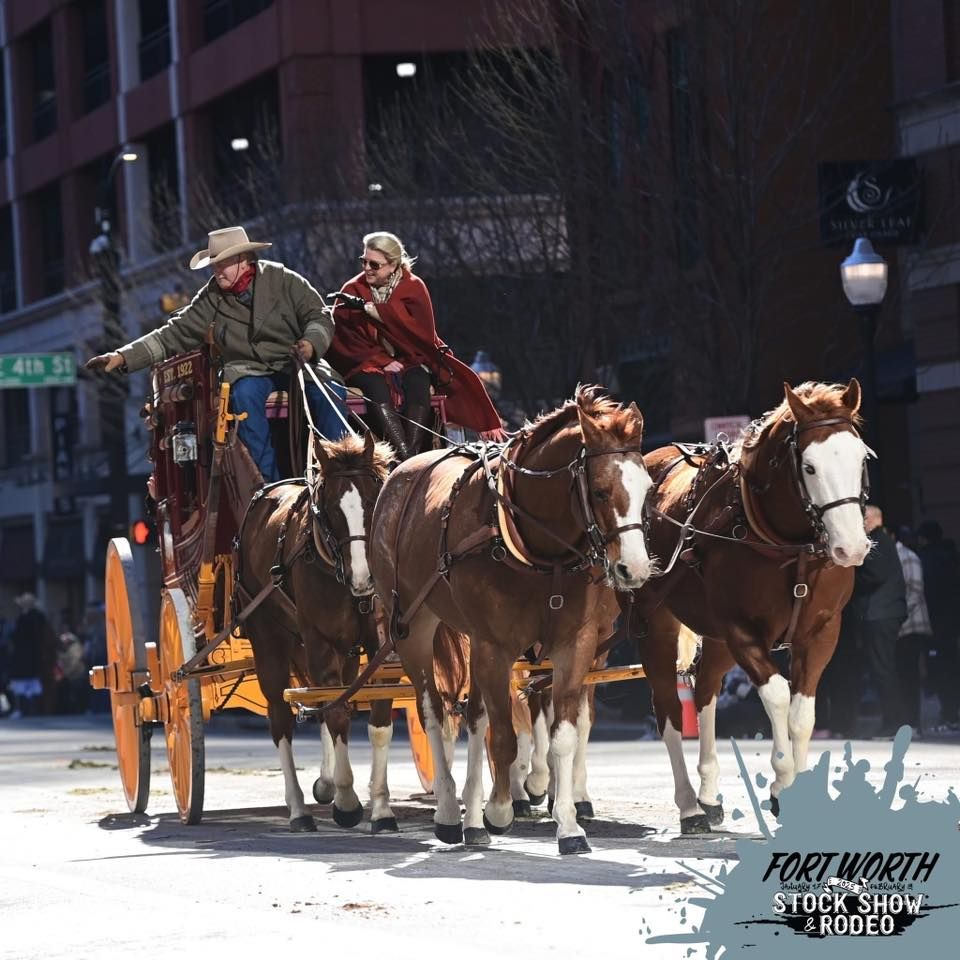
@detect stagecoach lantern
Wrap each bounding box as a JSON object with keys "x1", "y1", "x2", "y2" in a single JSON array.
[
  {"x1": 171, "y1": 421, "x2": 198, "y2": 464},
  {"x1": 840, "y1": 237, "x2": 888, "y2": 308}
]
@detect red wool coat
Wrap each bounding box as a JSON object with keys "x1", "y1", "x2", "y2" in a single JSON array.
[{"x1": 327, "y1": 271, "x2": 502, "y2": 433}]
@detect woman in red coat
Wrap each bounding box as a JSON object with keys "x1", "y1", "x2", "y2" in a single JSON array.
[{"x1": 327, "y1": 231, "x2": 505, "y2": 459}]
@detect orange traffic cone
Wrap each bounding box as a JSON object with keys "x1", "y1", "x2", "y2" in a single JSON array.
[{"x1": 678, "y1": 678, "x2": 699, "y2": 738}]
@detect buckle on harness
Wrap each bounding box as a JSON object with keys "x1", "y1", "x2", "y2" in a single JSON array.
[
  {"x1": 356, "y1": 597, "x2": 373, "y2": 615},
  {"x1": 793, "y1": 583, "x2": 809, "y2": 599},
  {"x1": 548, "y1": 594, "x2": 564, "y2": 610},
  {"x1": 491, "y1": 541, "x2": 507, "y2": 562}
]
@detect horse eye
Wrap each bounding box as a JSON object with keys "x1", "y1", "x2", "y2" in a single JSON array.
[
  {"x1": 594, "y1": 490, "x2": 610, "y2": 502},
  {"x1": 803, "y1": 464, "x2": 816, "y2": 476}
]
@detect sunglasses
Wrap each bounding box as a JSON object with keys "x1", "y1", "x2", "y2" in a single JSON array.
[{"x1": 358, "y1": 256, "x2": 391, "y2": 270}]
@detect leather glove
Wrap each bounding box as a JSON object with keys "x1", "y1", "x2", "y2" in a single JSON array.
[{"x1": 329, "y1": 291, "x2": 367, "y2": 311}]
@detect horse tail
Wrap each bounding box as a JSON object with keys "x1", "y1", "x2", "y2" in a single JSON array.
[{"x1": 433, "y1": 623, "x2": 470, "y2": 711}]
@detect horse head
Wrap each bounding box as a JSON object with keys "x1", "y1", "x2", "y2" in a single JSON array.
[
  {"x1": 574, "y1": 387, "x2": 657, "y2": 589},
  {"x1": 313, "y1": 431, "x2": 391, "y2": 596},
  {"x1": 781, "y1": 378, "x2": 872, "y2": 567}
]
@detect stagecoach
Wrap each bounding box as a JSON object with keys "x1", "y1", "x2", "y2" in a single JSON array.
[
  {"x1": 88, "y1": 346, "x2": 453, "y2": 823},
  {"x1": 90, "y1": 346, "x2": 651, "y2": 831}
]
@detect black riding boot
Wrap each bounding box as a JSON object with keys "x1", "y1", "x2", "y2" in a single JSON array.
[
  {"x1": 403, "y1": 403, "x2": 432, "y2": 456},
  {"x1": 368, "y1": 402, "x2": 410, "y2": 461}
]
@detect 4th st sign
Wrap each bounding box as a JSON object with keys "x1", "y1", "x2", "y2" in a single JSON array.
[{"x1": 0, "y1": 353, "x2": 77, "y2": 388}]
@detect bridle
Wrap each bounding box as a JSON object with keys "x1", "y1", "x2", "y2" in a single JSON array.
[
  {"x1": 310, "y1": 467, "x2": 383, "y2": 589},
  {"x1": 783, "y1": 416, "x2": 870, "y2": 548},
  {"x1": 498, "y1": 438, "x2": 651, "y2": 573}
]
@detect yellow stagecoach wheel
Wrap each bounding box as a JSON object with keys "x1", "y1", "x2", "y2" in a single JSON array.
[
  {"x1": 158, "y1": 588, "x2": 205, "y2": 825},
  {"x1": 104, "y1": 538, "x2": 151, "y2": 813},
  {"x1": 404, "y1": 706, "x2": 435, "y2": 794}
]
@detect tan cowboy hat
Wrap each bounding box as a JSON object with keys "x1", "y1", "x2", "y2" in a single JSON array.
[{"x1": 189, "y1": 226, "x2": 271, "y2": 270}]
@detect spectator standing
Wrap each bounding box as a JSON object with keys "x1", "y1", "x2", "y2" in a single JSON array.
[
  {"x1": 55, "y1": 617, "x2": 88, "y2": 714},
  {"x1": 8, "y1": 593, "x2": 58, "y2": 717},
  {"x1": 916, "y1": 520, "x2": 960, "y2": 732},
  {"x1": 894, "y1": 529, "x2": 933, "y2": 733}
]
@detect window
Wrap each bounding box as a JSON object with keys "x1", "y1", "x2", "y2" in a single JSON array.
[
  {"x1": 81, "y1": 0, "x2": 111, "y2": 113},
  {"x1": 202, "y1": 0, "x2": 273, "y2": 44},
  {"x1": 37, "y1": 183, "x2": 65, "y2": 296},
  {"x1": 29, "y1": 21, "x2": 57, "y2": 142},
  {"x1": 0, "y1": 206, "x2": 16, "y2": 313},
  {"x1": 139, "y1": 0, "x2": 171, "y2": 81},
  {"x1": 1, "y1": 389, "x2": 31, "y2": 467},
  {"x1": 145, "y1": 124, "x2": 180, "y2": 248},
  {"x1": 667, "y1": 29, "x2": 700, "y2": 268},
  {"x1": 0, "y1": 51, "x2": 7, "y2": 157},
  {"x1": 202, "y1": 72, "x2": 279, "y2": 217}
]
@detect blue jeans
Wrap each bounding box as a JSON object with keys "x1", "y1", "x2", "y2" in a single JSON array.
[{"x1": 231, "y1": 373, "x2": 348, "y2": 482}]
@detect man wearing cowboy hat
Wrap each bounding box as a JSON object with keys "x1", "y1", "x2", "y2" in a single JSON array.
[{"x1": 86, "y1": 226, "x2": 347, "y2": 481}]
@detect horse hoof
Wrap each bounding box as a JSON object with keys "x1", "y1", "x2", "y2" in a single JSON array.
[
  {"x1": 483, "y1": 812, "x2": 513, "y2": 836},
  {"x1": 312, "y1": 778, "x2": 334, "y2": 805},
  {"x1": 575, "y1": 801, "x2": 595, "y2": 821},
  {"x1": 332, "y1": 804, "x2": 363, "y2": 829},
  {"x1": 434, "y1": 822, "x2": 464, "y2": 845},
  {"x1": 770, "y1": 795, "x2": 780, "y2": 818},
  {"x1": 526, "y1": 789, "x2": 546, "y2": 806},
  {"x1": 558, "y1": 835, "x2": 591, "y2": 855},
  {"x1": 698, "y1": 801, "x2": 724, "y2": 826},
  {"x1": 464, "y1": 827, "x2": 491, "y2": 847},
  {"x1": 680, "y1": 813, "x2": 712, "y2": 835},
  {"x1": 371, "y1": 817, "x2": 399, "y2": 835},
  {"x1": 512, "y1": 799, "x2": 533, "y2": 818},
  {"x1": 289, "y1": 815, "x2": 317, "y2": 833}
]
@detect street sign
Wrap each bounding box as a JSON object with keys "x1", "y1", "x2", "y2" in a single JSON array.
[
  {"x1": 704, "y1": 414, "x2": 750, "y2": 443},
  {"x1": 0, "y1": 353, "x2": 77, "y2": 389}
]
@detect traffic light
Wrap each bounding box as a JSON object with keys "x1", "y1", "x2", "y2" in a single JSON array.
[{"x1": 130, "y1": 518, "x2": 153, "y2": 546}]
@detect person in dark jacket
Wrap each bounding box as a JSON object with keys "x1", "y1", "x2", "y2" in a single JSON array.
[
  {"x1": 854, "y1": 506, "x2": 908, "y2": 736},
  {"x1": 8, "y1": 593, "x2": 58, "y2": 716},
  {"x1": 916, "y1": 520, "x2": 960, "y2": 730}
]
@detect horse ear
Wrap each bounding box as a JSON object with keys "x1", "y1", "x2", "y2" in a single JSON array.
[
  {"x1": 626, "y1": 400, "x2": 644, "y2": 437},
  {"x1": 313, "y1": 436, "x2": 331, "y2": 475},
  {"x1": 363, "y1": 429, "x2": 376, "y2": 462},
  {"x1": 841, "y1": 378, "x2": 862, "y2": 415},
  {"x1": 577, "y1": 404, "x2": 603, "y2": 447},
  {"x1": 782, "y1": 382, "x2": 811, "y2": 424}
]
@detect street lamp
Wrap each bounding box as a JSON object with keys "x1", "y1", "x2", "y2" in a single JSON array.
[
  {"x1": 471, "y1": 349, "x2": 502, "y2": 402},
  {"x1": 840, "y1": 236, "x2": 888, "y2": 502},
  {"x1": 89, "y1": 148, "x2": 138, "y2": 536}
]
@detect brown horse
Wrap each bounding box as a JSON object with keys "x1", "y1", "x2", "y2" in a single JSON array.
[
  {"x1": 237, "y1": 432, "x2": 396, "y2": 832},
  {"x1": 369, "y1": 387, "x2": 655, "y2": 854},
  {"x1": 634, "y1": 380, "x2": 872, "y2": 831}
]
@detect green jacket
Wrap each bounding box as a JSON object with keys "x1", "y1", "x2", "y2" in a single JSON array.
[{"x1": 119, "y1": 260, "x2": 341, "y2": 384}]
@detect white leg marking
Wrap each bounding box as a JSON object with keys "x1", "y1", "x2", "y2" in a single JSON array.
[
  {"x1": 510, "y1": 730, "x2": 533, "y2": 801},
  {"x1": 697, "y1": 695, "x2": 720, "y2": 806},
  {"x1": 278, "y1": 736, "x2": 308, "y2": 822},
  {"x1": 332, "y1": 738, "x2": 360, "y2": 813},
  {"x1": 339, "y1": 484, "x2": 373, "y2": 594},
  {"x1": 789, "y1": 692, "x2": 816, "y2": 774},
  {"x1": 526, "y1": 710, "x2": 550, "y2": 798},
  {"x1": 550, "y1": 719, "x2": 586, "y2": 841},
  {"x1": 758, "y1": 674, "x2": 794, "y2": 799},
  {"x1": 463, "y1": 712, "x2": 489, "y2": 831},
  {"x1": 441, "y1": 710, "x2": 457, "y2": 771},
  {"x1": 662, "y1": 717, "x2": 700, "y2": 820},
  {"x1": 367, "y1": 723, "x2": 394, "y2": 823},
  {"x1": 314, "y1": 721, "x2": 335, "y2": 804},
  {"x1": 572, "y1": 690, "x2": 592, "y2": 804},
  {"x1": 422, "y1": 692, "x2": 460, "y2": 828}
]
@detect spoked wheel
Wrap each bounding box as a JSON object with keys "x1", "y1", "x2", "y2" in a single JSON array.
[
  {"x1": 104, "y1": 538, "x2": 151, "y2": 813},
  {"x1": 159, "y1": 588, "x2": 205, "y2": 825},
  {"x1": 405, "y1": 706, "x2": 435, "y2": 794}
]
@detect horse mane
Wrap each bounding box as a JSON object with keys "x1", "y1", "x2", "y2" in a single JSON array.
[
  {"x1": 317, "y1": 434, "x2": 392, "y2": 480},
  {"x1": 738, "y1": 381, "x2": 863, "y2": 454},
  {"x1": 521, "y1": 384, "x2": 642, "y2": 448}
]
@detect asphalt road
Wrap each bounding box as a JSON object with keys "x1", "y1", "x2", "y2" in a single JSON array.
[{"x1": 2, "y1": 713, "x2": 958, "y2": 960}]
